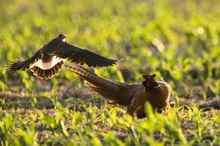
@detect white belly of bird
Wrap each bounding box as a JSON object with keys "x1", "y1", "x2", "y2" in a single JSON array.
[{"x1": 30, "y1": 56, "x2": 66, "y2": 70}]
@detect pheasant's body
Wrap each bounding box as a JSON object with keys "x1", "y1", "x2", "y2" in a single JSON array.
[
  {"x1": 64, "y1": 65, "x2": 171, "y2": 118},
  {"x1": 127, "y1": 81, "x2": 170, "y2": 118}
]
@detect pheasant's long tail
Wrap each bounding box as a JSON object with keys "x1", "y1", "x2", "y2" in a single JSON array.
[
  {"x1": 64, "y1": 64, "x2": 123, "y2": 99},
  {"x1": 64, "y1": 64, "x2": 118, "y2": 89}
]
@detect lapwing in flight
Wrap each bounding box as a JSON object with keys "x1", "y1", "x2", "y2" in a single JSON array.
[{"x1": 7, "y1": 34, "x2": 118, "y2": 79}]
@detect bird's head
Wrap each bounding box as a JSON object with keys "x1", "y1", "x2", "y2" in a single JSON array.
[
  {"x1": 46, "y1": 33, "x2": 66, "y2": 49},
  {"x1": 142, "y1": 74, "x2": 160, "y2": 90},
  {"x1": 58, "y1": 33, "x2": 66, "y2": 42}
]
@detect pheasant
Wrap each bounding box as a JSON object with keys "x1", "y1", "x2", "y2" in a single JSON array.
[
  {"x1": 7, "y1": 34, "x2": 118, "y2": 79},
  {"x1": 63, "y1": 64, "x2": 171, "y2": 118}
]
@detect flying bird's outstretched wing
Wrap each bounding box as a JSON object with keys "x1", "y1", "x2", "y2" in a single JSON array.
[
  {"x1": 7, "y1": 49, "x2": 42, "y2": 73},
  {"x1": 7, "y1": 34, "x2": 118, "y2": 79},
  {"x1": 54, "y1": 42, "x2": 117, "y2": 67}
]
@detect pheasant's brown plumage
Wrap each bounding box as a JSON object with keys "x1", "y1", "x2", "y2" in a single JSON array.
[{"x1": 64, "y1": 65, "x2": 171, "y2": 118}]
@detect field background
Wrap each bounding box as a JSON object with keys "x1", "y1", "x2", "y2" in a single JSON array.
[{"x1": 0, "y1": 0, "x2": 220, "y2": 145}]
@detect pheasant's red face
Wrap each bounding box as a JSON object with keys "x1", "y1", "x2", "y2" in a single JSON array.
[{"x1": 142, "y1": 74, "x2": 157, "y2": 87}]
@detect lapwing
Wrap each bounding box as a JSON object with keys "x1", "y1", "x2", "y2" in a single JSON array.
[{"x1": 7, "y1": 34, "x2": 118, "y2": 79}]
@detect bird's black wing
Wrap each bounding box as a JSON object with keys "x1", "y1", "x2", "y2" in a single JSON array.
[
  {"x1": 54, "y1": 43, "x2": 117, "y2": 67},
  {"x1": 7, "y1": 49, "x2": 42, "y2": 73}
]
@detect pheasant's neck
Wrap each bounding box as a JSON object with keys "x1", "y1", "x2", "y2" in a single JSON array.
[{"x1": 145, "y1": 82, "x2": 160, "y2": 92}]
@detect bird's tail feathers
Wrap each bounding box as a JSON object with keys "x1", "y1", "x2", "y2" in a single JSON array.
[{"x1": 63, "y1": 64, "x2": 123, "y2": 102}]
